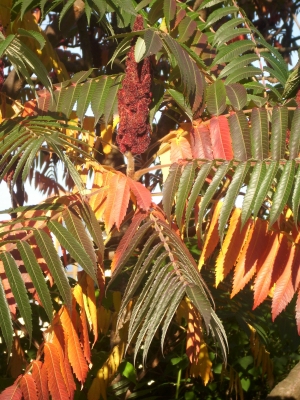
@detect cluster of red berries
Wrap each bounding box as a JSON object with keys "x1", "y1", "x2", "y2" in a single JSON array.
[{"x1": 117, "y1": 15, "x2": 152, "y2": 155}]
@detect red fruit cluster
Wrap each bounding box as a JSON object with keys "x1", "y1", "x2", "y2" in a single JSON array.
[{"x1": 117, "y1": 15, "x2": 152, "y2": 155}]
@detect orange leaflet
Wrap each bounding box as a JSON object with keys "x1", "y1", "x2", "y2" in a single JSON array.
[
  {"x1": 60, "y1": 307, "x2": 89, "y2": 384},
  {"x1": 198, "y1": 201, "x2": 222, "y2": 270},
  {"x1": 52, "y1": 323, "x2": 76, "y2": 399},
  {"x1": 272, "y1": 241, "x2": 295, "y2": 321},
  {"x1": 44, "y1": 343, "x2": 69, "y2": 400},
  {"x1": 253, "y1": 232, "x2": 281, "y2": 310},
  {"x1": 190, "y1": 123, "x2": 213, "y2": 160},
  {"x1": 231, "y1": 219, "x2": 268, "y2": 298},
  {"x1": 186, "y1": 303, "x2": 202, "y2": 364},
  {"x1": 20, "y1": 374, "x2": 38, "y2": 400},
  {"x1": 127, "y1": 178, "x2": 152, "y2": 211},
  {"x1": 31, "y1": 361, "x2": 49, "y2": 400},
  {"x1": 209, "y1": 115, "x2": 233, "y2": 160},
  {"x1": 215, "y1": 208, "x2": 251, "y2": 287},
  {"x1": 86, "y1": 274, "x2": 98, "y2": 346},
  {"x1": 170, "y1": 136, "x2": 192, "y2": 162},
  {"x1": 104, "y1": 174, "x2": 130, "y2": 232}
]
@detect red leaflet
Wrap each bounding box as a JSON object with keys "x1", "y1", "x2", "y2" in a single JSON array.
[
  {"x1": 44, "y1": 343, "x2": 69, "y2": 400},
  {"x1": 253, "y1": 232, "x2": 281, "y2": 309},
  {"x1": 127, "y1": 178, "x2": 152, "y2": 211},
  {"x1": 0, "y1": 385, "x2": 23, "y2": 400},
  {"x1": 31, "y1": 361, "x2": 49, "y2": 400},
  {"x1": 170, "y1": 136, "x2": 193, "y2": 162},
  {"x1": 209, "y1": 116, "x2": 233, "y2": 160},
  {"x1": 296, "y1": 289, "x2": 300, "y2": 335},
  {"x1": 60, "y1": 307, "x2": 89, "y2": 383},
  {"x1": 231, "y1": 219, "x2": 267, "y2": 298},
  {"x1": 20, "y1": 374, "x2": 38, "y2": 400},
  {"x1": 190, "y1": 123, "x2": 213, "y2": 160},
  {"x1": 104, "y1": 173, "x2": 130, "y2": 232}
]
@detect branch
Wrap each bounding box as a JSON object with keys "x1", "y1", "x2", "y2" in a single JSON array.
[{"x1": 266, "y1": 361, "x2": 300, "y2": 399}]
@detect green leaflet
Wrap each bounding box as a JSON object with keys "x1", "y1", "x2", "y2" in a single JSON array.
[
  {"x1": 21, "y1": 137, "x2": 45, "y2": 184},
  {"x1": 17, "y1": 241, "x2": 53, "y2": 323},
  {"x1": 213, "y1": 18, "x2": 245, "y2": 46},
  {"x1": 134, "y1": 37, "x2": 146, "y2": 62},
  {"x1": 271, "y1": 106, "x2": 288, "y2": 160},
  {"x1": 9, "y1": 39, "x2": 52, "y2": 95},
  {"x1": 77, "y1": 80, "x2": 97, "y2": 124},
  {"x1": 91, "y1": 77, "x2": 112, "y2": 125},
  {"x1": 0, "y1": 252, "x2": 32, "y2": 342},
  {"x1": 252, "y1": 161, "x2": 279, "y2": 220},
  {"x1": 48, "y1": 220, "x2": 98, "y2": 285},
  {"x1": 212, "y1": 40, "x2": 255, "y2": 67},
  {"x1": 118, "y1": 239, "x2": 163, "y2": 325},
  {"x1": 71, "y1": 69, "x2": 94, "y2": 84},
  {"x1": 162, "y1": 33, "x2": 195, "y2": 97},
  {"x1": 250, "y1": 108, "x2": 269, "y2": 160},
  {"x1": 142, "y1": 276, "x2": 182, "y2": 365},
  {"x1": 218, "y1": 162, "x2": 250, "y2": 242},
  {"x1": 160, "y1": 283, "x2": 186, "y2": 350},
  {"x1": 269, "y1": 160, "x2": 295, "y2": 227},
  {"x1": 103, "y1": 75, "x2": 122, "y2": 126},
  {"x1": 0, "y1": 277, "x2": 13, "y2": 355},
  {"x1": 241, "y1": 162, "x2": 267, "y2": 227},
  {"x1": 225, "y1": 66, "x2": 261, "y2": 85},
  {"x1": 204, "y1": 6, "x2": 239, "y2": 28},
  {"x1": 49, "y1": 142, "x2": 84, "y2": 192},
  {"x1": 59, "y1": 0, "x2": 76, "y2": 25},
  {"x1": 167, "y1": 89, "x2": 193, "y2": 121},
  {"x1": 292, "y1": 166, "x2": 300, "y2": 224},
  {"x1": 261, "y1": 52, "x2": 288, "y2": 85},
  {"x1": 210, "y1": 309, "x2": 228, "y2": 364},
  {"x1": 175, "y1": 161, "x2": 197, "y2": 231},
  {"x1": 207, "y1": 80, "x2": 226, "y2": 116},
  {"x1": 0, "y1": 34, "x2": 15, "y2": 57},
  {"x1": 229, "y1": 111, "x2": 251, "y2": 161},
  {"x1": 289, "y1": 108, "x2": 300, "y2": 160},
  {"x1": 63, "y1": 207, "x2": 98, "y2": 268},
  {"x1": 34, "y1": 229, "x2": 72, "y2": 311},
  {"x1": 128, "y1": 257, "x2": 170, "y2": 354},
  {"x1": 219, "y1": 54, "x2": 258, "y2": 79},
  {"x1": 186, "y1": 284, "x2": 212, "y2": 332},
  {"x1": 143, "y1": 29, "x2": 163, "y2": 58},
  {"x1": 0, "y1": 139, "x2": 34, "y2": 182},
  {"x1": 215, "y1": 28, "x2": 250, "y2": 48},
  {"x1": 136, "y1": 0, "x2": 151, "y2": 11},
  {"x1": 198, "y1": 162, "x2": 232, "y2": 238},
  {"x1": 185, "y1": 162, "x2": 213, "y2": 232},
  {"x1": 59, "y1": 84, "x2": 82, "y2": 118},
  {"x1": 162, "y1": 163, "x2": 182, "y2": 222},
  {"x1": 78, "y1": 202, "x2": 105, "y2": 260},
  {"x1": 108, "y1": 220, "x2": 153, "y2": 284},
  {"x1": 225, "y1": 83, "x2": 247, "y2": 111},
  {"x1": 17, "y1": 29, "x2": 46, "y2": 49},
  {"x1": 178, "y1": 16, "x2": 197, "y2": 43},
  {"x1": 283, "y1": 66, "x2": 300, "y2": 99},
  {"x1": 163, "y1": 0, "x2": 176, "y2": 30},
  {"x1": 199, "y1": 0, "x2": 228, "y2": 9}
]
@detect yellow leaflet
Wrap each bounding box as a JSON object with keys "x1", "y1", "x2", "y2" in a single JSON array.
[
  {"x1": 112, "y1": 291, "x2": 122, "y2": 313},
  {"x1": 198, "y1": 201, "x2": 222, "y2": 270},
  {"x1": 83, "y1": 116, "x2": 96, "y2": 152},
  {"x1": 101, "y1": 124, "x2": 113, "y2": 154},
  {"x1": 189, "y1": 342, "x2": 212, "y2": 385},
  {"x1": 215, "y1": 207, "x2": 242, "y2": 287},
  {"x1": 97, "y1": 306, "x2": 111, "y2": 335}
]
